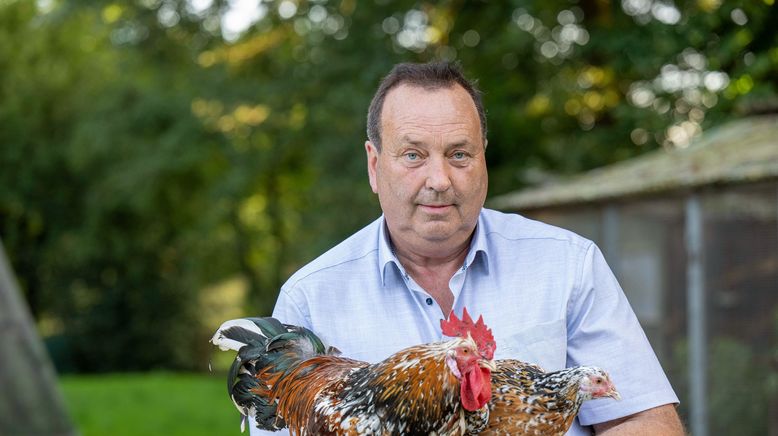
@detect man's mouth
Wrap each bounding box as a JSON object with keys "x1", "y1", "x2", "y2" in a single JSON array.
[{"x1": 419, "y1": 204, "x2": 453, "y2": 212}]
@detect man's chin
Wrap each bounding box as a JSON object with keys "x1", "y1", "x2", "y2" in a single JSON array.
[{"x1": 416, "y1": 223, "x2": 462, "y2": 242}]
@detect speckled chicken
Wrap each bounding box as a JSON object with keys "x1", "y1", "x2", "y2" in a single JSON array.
[
  {"x1": 448, "y1": 310, "x2": 621, "y2": 436},
  {"x1": 210, "y1": 311, "x2": 496, "y2": 435},
  {"x1": 482, "y1": 359, "x2": 620, "y2": 435}
]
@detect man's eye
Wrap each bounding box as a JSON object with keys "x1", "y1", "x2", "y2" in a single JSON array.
[
  {"x1": 405, "y1": 152, "x2": 419, "y2": 161},
  {"x1": 452, "y1": 152, "x2": 467, "y2": 160}
]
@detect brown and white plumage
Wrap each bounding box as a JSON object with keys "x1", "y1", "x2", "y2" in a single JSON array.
[
  {"x1": 268, "y1": 340, "x2": 487, "y2": 435},
  {"x1": 481, "y1": 360, "x2": 620, "y2": 435},
  {"x1": 444, "y1": 310, "x2": 621, "y2": 435},
  {"x1": 211, "y1": 312, "x2": 496, "y2": 435}
]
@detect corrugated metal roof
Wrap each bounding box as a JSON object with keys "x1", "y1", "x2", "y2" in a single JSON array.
[{"x1": 489, "y1": 115, "x2": 778, "y2": 211}]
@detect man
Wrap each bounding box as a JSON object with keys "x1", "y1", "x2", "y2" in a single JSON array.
[{"x1": 255, "y1": 62, "x2": 683, "y2": 435}]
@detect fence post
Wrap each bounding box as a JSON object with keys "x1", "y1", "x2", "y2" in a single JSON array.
[{"x1": 685, "y1": 194, "x2": 707, "y2": 436}]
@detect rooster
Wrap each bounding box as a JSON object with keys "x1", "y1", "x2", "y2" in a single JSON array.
[
  {"x1": 447, "y1": 309, "x2": 621, "y2": 436},
  {"x1": 211, "y1": 312, "x2": 496, "y2": 435}
]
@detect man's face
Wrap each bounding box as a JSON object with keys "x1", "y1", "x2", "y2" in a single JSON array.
[{"x1": 366, "y1": 83, "x2": 488, "y2": 254}]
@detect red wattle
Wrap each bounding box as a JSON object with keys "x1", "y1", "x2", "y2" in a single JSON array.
[{"x1": 460, "y1": 367, "x2": 491, "y2": 411}]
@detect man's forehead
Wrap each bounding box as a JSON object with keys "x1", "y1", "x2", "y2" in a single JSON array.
[
  {"x1": 385, "y1": 82, "x2": 465, "y2": 101},
  {"x1": 382, "y1": 84, "x2": 478, "y2": 123},
  {"x1": 380, "y1": 82, "x2": 484, "y2": 146}
]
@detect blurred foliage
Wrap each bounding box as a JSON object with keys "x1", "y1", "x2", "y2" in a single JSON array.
[{"x1": 0, "y1": 0, "x2": 776, "y2": 372}]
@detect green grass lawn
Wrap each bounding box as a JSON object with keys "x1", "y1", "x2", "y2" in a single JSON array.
[{"x1": 60, "y1": 372, "x2": 241, "y2": 436}]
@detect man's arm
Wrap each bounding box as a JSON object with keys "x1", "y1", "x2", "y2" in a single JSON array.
[{"x1": 592, "y1": 404, "x2": 685, "y2": 435}]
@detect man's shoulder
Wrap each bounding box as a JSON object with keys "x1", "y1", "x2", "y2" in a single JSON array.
[
  {"x1": 481, "y1": 208, "x2": 592, "y2": 249},
  {"x1": 283, "y1": 217, "x2": 382, "y2": 289}
]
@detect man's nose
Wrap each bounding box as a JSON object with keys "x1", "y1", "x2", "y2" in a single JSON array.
[{"x1": 424, "y1": 156, "x2": 453, "y2": 192}]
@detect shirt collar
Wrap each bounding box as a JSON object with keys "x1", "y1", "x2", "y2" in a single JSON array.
[
  {"x1": 378, "y1": 216, "x2": 403, "y2": 286},
  {"x1": 467, "y1": 212, "x2": 490, "y2": 274},
  {"x1": 377, "y1": 211, "x2": 491, "y2": 286}
]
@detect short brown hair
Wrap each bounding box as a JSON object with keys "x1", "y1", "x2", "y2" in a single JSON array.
[{"x1": 366, "y1": 62, "x2": 487, "y2": 151}]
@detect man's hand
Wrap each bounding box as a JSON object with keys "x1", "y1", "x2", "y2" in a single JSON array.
[{"x1": 593, "y1": 404, "x2": 685, "y2": 435}]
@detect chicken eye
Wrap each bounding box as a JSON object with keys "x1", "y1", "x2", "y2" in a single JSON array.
[{"x1": 595, "y1": 378, "x2": 603, "y2": 384}]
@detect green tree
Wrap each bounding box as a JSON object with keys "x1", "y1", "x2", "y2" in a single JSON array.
[{"x1": 1, "y1": 0, "x2": 775, "y2": 372}]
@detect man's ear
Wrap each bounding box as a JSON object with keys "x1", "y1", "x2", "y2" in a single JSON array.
[{"x1": 365, "y1": 141, "x2": 379, "y2": 194}]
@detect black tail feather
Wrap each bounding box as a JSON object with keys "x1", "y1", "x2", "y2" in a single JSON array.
[{"x1": 212, "y1": 316, "x2": 333, "y2": 432}]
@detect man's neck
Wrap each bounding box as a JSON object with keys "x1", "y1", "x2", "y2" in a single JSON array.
[
  {"x1": 392, "y1": 238, "x2": 470, "y2": 269},
  {"x1": 391, "y1": 235, "x2": 472, "y2": 316}
]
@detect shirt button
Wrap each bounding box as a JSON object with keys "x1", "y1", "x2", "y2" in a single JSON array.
[{"x1": 425, "y1": 297, "x2": 434, "y2": 306}]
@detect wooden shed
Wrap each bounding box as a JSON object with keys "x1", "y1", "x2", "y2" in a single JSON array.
[{"x1": 490, "y1": 115, "x2": 778, "y2": 436}]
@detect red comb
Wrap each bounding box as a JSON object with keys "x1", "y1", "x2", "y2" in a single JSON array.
[{"x1": 440, "y1": 308, "x2": 495, "y2": 360}]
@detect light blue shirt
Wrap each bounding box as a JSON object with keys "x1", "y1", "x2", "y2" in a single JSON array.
[{"x1": 250, "y1": 208, "x2": 678, "y2": 436}]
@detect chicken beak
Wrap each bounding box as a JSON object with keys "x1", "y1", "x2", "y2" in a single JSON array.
[
  {"x1": 606, "y1": 386, "x2": 621, "y2": 401},
  {"x1": 479, "y1": 359, "x2": 497, "y2": 371}
]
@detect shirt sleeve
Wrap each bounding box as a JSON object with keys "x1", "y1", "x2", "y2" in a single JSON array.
[
  {"x1": 566, "y1": 242, "x2": 678, "y2": 426},
  {"x1": 271, "y1": 286, "x2": 310, "y2": 328},
  {"x1": 249, "y1": 422, "x2": 289, "y2": 436}
]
